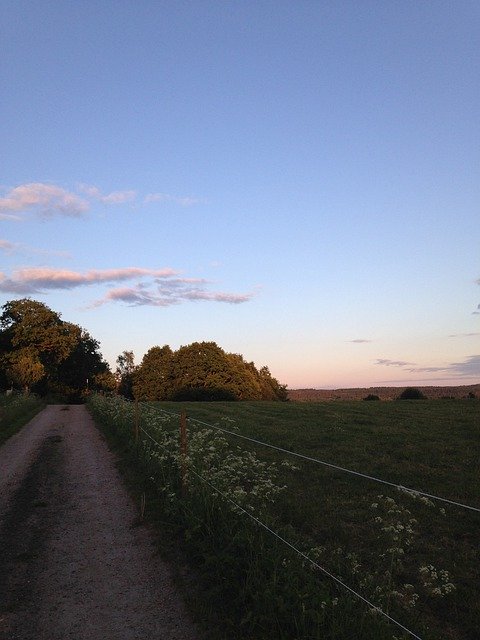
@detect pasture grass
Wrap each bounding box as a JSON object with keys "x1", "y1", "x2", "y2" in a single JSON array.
[
  {"x1": 156, "y1": 399, "x2": 479, "y2": 640},
  {"x1": 90, "y1": 396, "x2": 479, "y2": 640}
]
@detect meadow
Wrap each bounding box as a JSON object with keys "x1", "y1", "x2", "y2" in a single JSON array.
[{"x1": 88, "y1": 396, "x2": 479, "y2": 640}]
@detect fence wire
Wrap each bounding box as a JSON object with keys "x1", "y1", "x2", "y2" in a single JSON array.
[
  {"x1": 138, "y1": 422, "x2": 423, "y2": 640},
  {"x1": 153, "y1": 405, "x2": 480, "y2": 514}
]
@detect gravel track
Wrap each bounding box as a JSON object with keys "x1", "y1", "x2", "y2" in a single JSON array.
[{"x1": 0, "y1": 405, "x2": 200, "y2": 640}]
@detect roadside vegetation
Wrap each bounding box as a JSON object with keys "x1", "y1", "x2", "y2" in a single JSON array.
[
  {"x1": 0, "y1": 392, "x2": 45, "y2": 446},
  {"x1": 88, "y1": 395, "x2": 479, "y2": 640}
]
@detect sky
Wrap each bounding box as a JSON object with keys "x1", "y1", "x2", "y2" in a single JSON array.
[{"x1": 1, "y1": 1, "x2": 479, "y2": 389}]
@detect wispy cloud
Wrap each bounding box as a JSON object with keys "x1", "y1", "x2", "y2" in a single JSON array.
[
  {"x1": 348, "y1": 339, "x2": 372, "y2": 344},
  {"x1": 144, "y1": 193, "x2": 204, "y2": 206},
  {"x1": 405, "y1": 356, "x2": 480, "y2": 377},
  {"x1": 0, "y1": 183, "x2": 88, "y2": 218},
  {"x1": 0, "y1": 265, "x2": 254, "y2": 308},
  {"x1": 0, "y1": 238, "x2": 71, "y2": 259},
  {"x1": 0, "y1": 182, "x2": 204, "y2": 220},
  {"x1": 375, "y1": 355, "x2": 480, "y2": 379},
  {"x1": 78, "y1": 184, "x2": 136, "y2": 204},
  {"x1": 0, "y1": 239, "x2": 15, "y2": 253},
  {"x1": 448, "y1": 333, "x2": 480, "y2": 338},
  {"x1": 375, "y1": 359, "x2": 415, "y2": 367},
  {"x1": 0, "y1": 267, "x2": 177, "y2": 294},
  {"x1": 91, "y1": 279, "x2": 254, "y2": 308},
  {"x1": 0, "y1": 212, "x2": 22, "y2": 221},
  {"x1": 448, "y1": 355, "x2": 480, "y2": 377}
]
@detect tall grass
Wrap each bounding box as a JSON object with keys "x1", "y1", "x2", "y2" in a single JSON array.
[
  {"x1": 88, "y1": 395, "x2": 479, "y2": 640},
  {"x1": 0, "y1": 392, "x2": 45, "y2": 446}
]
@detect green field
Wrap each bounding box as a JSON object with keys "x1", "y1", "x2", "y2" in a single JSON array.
[
  {"x1": 91, "y1": 396, "x2": 480, "y2": 640},
  {"x1": 157, "y1": 400, "x2": 479, "y2": 639}
]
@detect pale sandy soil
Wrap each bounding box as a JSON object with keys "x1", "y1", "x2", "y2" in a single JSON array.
[{"x1": 0, "y1": 405, "x2": 201, "y2": 640}]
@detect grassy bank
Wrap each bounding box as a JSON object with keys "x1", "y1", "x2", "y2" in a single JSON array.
[
  {"x1": 0, "y1": 393, "x2": 45, "y2": 446},
  {"x1": 89, "y1": 396, "x2": 479, "y2": 640}
]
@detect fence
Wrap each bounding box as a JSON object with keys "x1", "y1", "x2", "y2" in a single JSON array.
[{"x1": 89, "y1": 395, "x2": 478, "y2": 640}]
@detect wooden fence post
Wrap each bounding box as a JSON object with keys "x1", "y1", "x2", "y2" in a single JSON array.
[
  {"x1": 180, "y1": 411, "x2": 188, "y2": 495},
  {"x1": 134, "y1": 399, "x2": 139, "y2": 444}
]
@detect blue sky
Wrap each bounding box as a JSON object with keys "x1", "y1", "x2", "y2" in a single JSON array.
[{"x1": 1, "y1": 1, "x2": 479, "y2": 389}]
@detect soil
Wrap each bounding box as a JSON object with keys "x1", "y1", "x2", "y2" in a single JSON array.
[{"x1": 0, "y1": 405, "x2": 201, "y2": 640}]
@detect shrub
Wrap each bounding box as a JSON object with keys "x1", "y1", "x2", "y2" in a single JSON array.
[
  {"x1": 363, "y1": 394, "x2": 380, "y2": 401},
  {"x1": 398, "y1": 387, "x2": 426, "y2": 400}
]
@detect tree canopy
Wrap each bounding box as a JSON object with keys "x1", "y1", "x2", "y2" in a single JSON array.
[
  {"x1": 0, "y1": 298, "x2": 112, "y2": 397},
  {"x1": 0, "y1": 299, "x2": 286, "y2": 403},
  {"x1": 132, "y1": 341, "x2": 287, "y2": 401},
  {"x1": 115, "y1": 350, "x2": 136, "y2": 399}
]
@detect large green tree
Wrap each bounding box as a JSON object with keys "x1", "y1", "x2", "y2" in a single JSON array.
[
  {"x1": 56, "y1": 330, "x2": 110, "y2": 394},
  {"x1": 0, "y1": 298, "x2": 111, "y2": 396},
  {"x1": 116, "y1": 350, "x2": 136, "y2": 399},
  {"x1": 132, "y1": 341, "x2": 287, "y2": 401},
  {"x1": 0, "y1": 299, "x2": 79, "y2": 392},
  {"x1": 133, "y1": 345, "x2": 174, "y2": 401}
]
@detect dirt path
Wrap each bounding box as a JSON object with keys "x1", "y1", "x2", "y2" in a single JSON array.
[{"x1": 0, "y1": 405, "x2": 201, "y2": 640}]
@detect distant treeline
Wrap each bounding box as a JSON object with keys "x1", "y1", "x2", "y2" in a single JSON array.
[
  {"x1": 1, "y1": 298, "x2": 287, "y2": 402},
  {"x1": 288, "y1": 385, "x2": 479, "y2": 402}
]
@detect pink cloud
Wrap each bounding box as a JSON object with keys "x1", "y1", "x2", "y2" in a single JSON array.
[
  {"x1": 0, "y1": 183, "x2": 88, "y2": 217},
  {"x1": 0, "y1": 265, "x2": 253, "y2": 308},
  {"x1": 91, "y1": 286, "x2": 176, "y2": 308},
  {"x1": 90, "y1": 279, "x2": 255, "y2": 308},
  {"x1": 0, "y1": 266, "x2": 178, "y2": 293}
]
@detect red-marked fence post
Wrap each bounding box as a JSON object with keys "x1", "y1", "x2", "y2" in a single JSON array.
[{"x1": 180, "y1": 411, "x2": 188, "y2": 496}]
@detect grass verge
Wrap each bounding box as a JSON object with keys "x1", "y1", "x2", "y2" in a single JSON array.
[{"x1": 0, "y1": 393, "x2": 46, "y2": 446}]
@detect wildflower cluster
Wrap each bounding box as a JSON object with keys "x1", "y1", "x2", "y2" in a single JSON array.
[
  {"x1": 180, "y1": 424, "x2": 287, "y2": 515},
  {"x1": 88, "y1": 394, "x2": 287, "y2": 518},
  {"x1": 418, "y1": 565, "x2": 456, "y2": 597},
  {"x1": 371, "y1": 494, "x2": 417, "y2": 557}
]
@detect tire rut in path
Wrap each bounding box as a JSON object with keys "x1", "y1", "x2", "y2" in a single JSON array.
[{"x1": 0, "y1": 405, "x2": 200, "y2": 640}]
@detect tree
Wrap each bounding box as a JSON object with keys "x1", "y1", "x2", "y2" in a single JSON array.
[
  {"x1": 257, "y1": 365, "x2": 288, "y2": 401},
  {"x1": 56, "y1": 330, "x2": 110, "y2": 397},
  {"x1": 5, "y1": 348, "x2": 44, "y2": 392},
  {"x1": 132, "y1": 341, "x2": 288, "y2": 401},
  {"x1": 0, "y1": 298, "x2": 112, "y2": 397},
  {"x1": 398, "y1": 387, "x2": 426, "y2": 400},
  {"x1": 116, "y1": 350, "x2": 136, "y2": 399},
  {"x1": 133, "y1": 345, "x2": 174, "y2": 401},
  {"x1": 0, "y1": 299, "x2": 78, "y2": 392},
  {"x1": 92, "y1": 370, "x2": 117, "y2": 393},
  {"x1": 169, "y1": 342, "x2": 259, "y2": 400}
]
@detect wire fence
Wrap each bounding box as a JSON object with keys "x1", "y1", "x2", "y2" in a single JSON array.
[
  {"x1": 138, "y1": 420, "x2": 423, "y2": 640},
  {"x1": 93, "y1": 396, "x2": 478, "y2": 640},
  {"x1": 154, "y1": 405, "x2": 480, "y2": 515}
]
